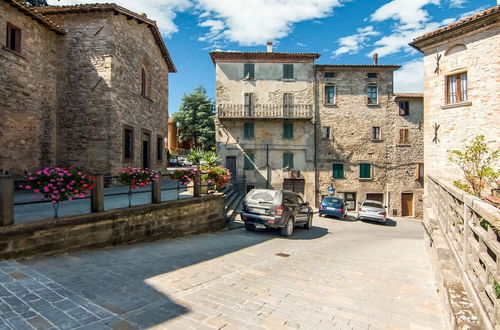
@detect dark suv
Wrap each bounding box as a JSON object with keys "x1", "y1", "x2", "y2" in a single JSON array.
[{"x1": 240, "y1": 189, "x2": 313, "y2": 237}]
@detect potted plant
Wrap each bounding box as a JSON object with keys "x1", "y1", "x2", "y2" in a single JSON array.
[
  {"x1": 118, "y1": 167, "x2": 158, "y2": 207},
  {"x1": 18, "y1": 167, "x2": 95, "y2": 218}
]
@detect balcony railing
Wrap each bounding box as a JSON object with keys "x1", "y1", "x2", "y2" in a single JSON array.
[
  {"x1": 217, "y1": 104, "x2": 313, "y2": 119},
  {"x1": 426, "y1": 175, "x2": 500, "y2": 329}
]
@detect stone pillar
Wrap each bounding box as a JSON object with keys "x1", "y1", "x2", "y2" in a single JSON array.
[
  {"x1": 91, "y1": 175, "x2": 104, "y2": 213},
  {"x1": 152, "y1": 180, "x2": 161, "y2": 203},
  {"x1": 0, "y1": 176, "x2": 14, "y2": 226},
  {"x1": 194, "y1": 167, "x2": 201, "y2": 197}
]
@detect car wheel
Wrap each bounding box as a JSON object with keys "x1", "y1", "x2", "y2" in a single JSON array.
[
  {"x1": 340, "y1": 214, "x2": 345, "y2": 220},
  {"x1": 303, "y1": 213, "x2": 312, "y2": 229},
  {"x1": 244, "y1": 223, "x2": 256, "y2": 231},
  {"x1": 318, "y1": 213, "x2": 323, "y2": 217},
  {"x1": 280, "y1": 217, "x2": 294, "y2": 237}
]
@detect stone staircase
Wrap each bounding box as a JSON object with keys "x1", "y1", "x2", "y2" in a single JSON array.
[{"x1": 222, "y1": 185, "x2": 245, "y2": 230}]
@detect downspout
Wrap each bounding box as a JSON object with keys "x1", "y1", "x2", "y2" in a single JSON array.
[
  {"x1": 313, "y1": 62, "x2": 319, "y2": 207},
  {"x1": 266, "y1": 144, "x2": 269, "y2": 189}
]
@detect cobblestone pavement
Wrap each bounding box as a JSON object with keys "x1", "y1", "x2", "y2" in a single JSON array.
[{"x1": 0, "y1": 216, "x2": 444, "y2": 329}]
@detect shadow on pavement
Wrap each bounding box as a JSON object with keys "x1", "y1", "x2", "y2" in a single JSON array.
[
  {"x1": 245, "y1": 225, "x2": 329, "y2": 240},
  {"x1": 361, "y1": 218, "x2": 398, "y2": 227}
]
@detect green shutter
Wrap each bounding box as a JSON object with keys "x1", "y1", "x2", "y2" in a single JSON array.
[
  {"x1": 283, "y1": 123, "x2": 293, "y2": 139},
  {"x1": 244, "y1": 64, "x2": 254, "y2": 79},
  {"x1": 244, "y1": 153, "x2": 254, "y2": 170},
  {"x1": 332, "y1": 164, "x2": 344, "y2": 179},
  {"x1": 360, "y1": 163, "x2": 371, "y2": 178},
  {"x1": 244, "y1": 123, "x2": 254, "y2": 138},
  {"x1": 283, "y1": 64, "x2": 294, "y2": 79},
  {"x1": 283, "y1": 153, "x2": 294, "y2": 168}
]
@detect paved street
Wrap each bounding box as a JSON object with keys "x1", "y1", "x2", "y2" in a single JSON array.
[{"x1": 0, "y1": 216, "x2": 444, "y2": 329}]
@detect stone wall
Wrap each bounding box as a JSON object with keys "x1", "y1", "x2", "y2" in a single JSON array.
[
  {"x1": 420, "y1": 24, "x2": 500, "y2": 184},
  {"x1": 0, "y1": 2, "x2": 62, "y2": 175},
  {"x1": 0, "y1": 195, "x2": 224, "y2": 260}
]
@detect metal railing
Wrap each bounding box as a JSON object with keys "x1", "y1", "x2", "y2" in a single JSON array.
[
  {"x1": 217, "y1": 104, "x2": 313, "y2": 119},
  {"x1": 0, "y1": 175, "x2": 213, "y2": 226},
  {"x1": 427, "y1": 175, "x2": 500, "y2": 329}
]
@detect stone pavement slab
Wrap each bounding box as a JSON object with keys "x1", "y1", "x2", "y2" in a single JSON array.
[{"x1": 0, "y1": 216, "x2": 444, "y2": 329}]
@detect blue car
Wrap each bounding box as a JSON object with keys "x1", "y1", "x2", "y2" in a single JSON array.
[{"x1": 319, "y1": 197, "x2": 347, "y2": 219}]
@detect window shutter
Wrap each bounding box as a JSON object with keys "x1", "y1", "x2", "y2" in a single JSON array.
[
  {"x1": 405, "y1": 130, "x2": 409, "y2": 144},
  {"x1": 399, "y1": 130, "x2": 404, "y2": 144},
  {"x1": 16, "y1": 28, "x2": 21, "y2": 53},
  {"x1": 283, "y1": 64, "x2": 294, "y2": 79},
  {"x1": 6, "y1": 25, "x2": 12, "y2": 50}
]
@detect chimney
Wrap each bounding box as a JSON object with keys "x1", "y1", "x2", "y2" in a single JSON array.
[
  {"x1": 373, "y1": 53, "x2": 379, "y2": 65},
  {"x1": 266, "y1": 41, "x2": 273, "y2": 53}
]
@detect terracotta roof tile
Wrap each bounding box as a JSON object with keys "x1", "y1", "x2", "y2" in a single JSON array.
[
  {"x1": 411, "y1": 5, "x2": 500, "y2": 48},
  {"x1": 210, "y1": 51, "x2": 320, "y2": 64},
  {"x1": 316, "y1": 64, "x2": 401, "y2": 69},
  {"x1": 394, "y1": 93, "x2": 423, "y2": 98},
  {"x1": 35, "y1": 3, "x2": 176, "y2": 72},
  {"x1": 3, "y1": 0, "x2": 65, "y2": 34}
]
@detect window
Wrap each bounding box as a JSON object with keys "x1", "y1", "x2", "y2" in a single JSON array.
[
  {"x1": 399, "y1": 129, "x2": 410, "y2": 144},
  {"x1": 367, "y1": 73, "x2": 377, "y2": 78},
  {"x1": 398, "y1": 101, "x2": 409, "y2": 116},
  {"x1": 157, "y1": 137, "x2": 163, "y2": 161},
  {"x1": 372, "y1": 127, "x2": 381, "y2": 140},
  {"x1": 6, "y1": 23, "x2": 21, "y2": 53},
  {"x1": 324, "y1": 85, "x2": 335, "y2": 104},
  {"x1": 244, "y1": 152, "x2": 255, "y2": 170},
  {"x1": 332, "y1": 164, "x2": 344, "y2": 179},
  {"x1": 415, "y1": 163, "x2": 424, "y2": 180},
  {"x1": 283, "y1": 93, "x2": 294, "y2": 116},
  {"x1": 124, "y1": 127, "x2": 134, "y2": 160},
  {"x1": 283, "y1": 152, "x2": 294, "y2": 168},
  {"x1": 322, "y1": 126, "x2": 331, "y2": 139},
  {"x1": 324, "y1": 72, "x2": 335, "y2": 78},
  {"x1": 446, "y1": 72, "x2": 467, "y2": 104},
  {"x1": 367, "y1": 85, "x2": 378, "y2": 104},
  {"x1": 141, "y1": 68, "x2": 148, "y2": 97},
  {"x1": 244, "y1": 93, "x2": 255, "y2": 116},
  {"x1": 243, "y1": 63, "x2": 254, "y2": 79},
  {"x1": 283, "y1": 64, "x2": 294, "y2": 79},
  {"x1": 243, "y1": 123, "x2": 254, "y2": 139},
  {"x1": 359, "y1": 163, "x2": 371, "y2": 179},
  {"x1": 283, "y1": 123, "x2": 294, "y2": 139}
]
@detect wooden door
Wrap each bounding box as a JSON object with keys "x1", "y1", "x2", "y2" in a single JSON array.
[
  {"x1": 226, "y1": 157, "x2": 237, "y2": 182},
  {"x1": 283, "y1": 179, "x2": 305, "y2": 195},
  {"x1": 366, "y1": 193, "x2": 384, "y2": 203},
  {"x1": 401, "y1": 193, "x2": 413, "y2": 216},
  {"x1": 343, "y1": 192, "x2": 356, "y2": 211}
]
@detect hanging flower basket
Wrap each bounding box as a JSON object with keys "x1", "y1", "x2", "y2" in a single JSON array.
[
  {"x1": 18, "y1": 167, "x2": 95, "y2": 218},
  {"x1": 117, "y1": 167, "x2": 158, "y2": 207}
]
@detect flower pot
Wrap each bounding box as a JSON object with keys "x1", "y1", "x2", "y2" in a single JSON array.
[{"x1": 201, "y1": 181, "x2": 209, "y2": 194}]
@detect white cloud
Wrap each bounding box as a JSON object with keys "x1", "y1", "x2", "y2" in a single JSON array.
[
  {"x1": 332, "y1": 26, "x2": 379, "y2": 58},
  {"x1": 449, "y1": 0, "x2": 467, "y2": 8},
  {"x1": 46, "y1": 0, "x2": 191, "y2": 36},
  {"x1": 394, "y1": 59, "x2": 424, "y2": 93},
  {"x1": 371, "y1": 0, "x2": 440, "y2": 30},
  {"x1": 195, "y1": 0, "x2": 343, "y2": 46}
]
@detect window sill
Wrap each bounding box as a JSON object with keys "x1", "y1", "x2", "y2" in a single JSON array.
[
  {"x1": 2, "y1": 46, "x2": 25, "y2": 60},
  {"x1": 243, "y1": 78, "x2": 255, "y2": 81},
  {"x1": 323, "y1": 103, "x2": 337, "y2": 107},
  {"x1": 282, "y1": 78, "x2": 296, "y2": 82},
  {"x1": 397, "y1": 144, "x2": 411, "y2": 147},
  {"x1": 332, "y1": 177, "x2": 345, "y2": 180},
  {"x1": 140, "y1": 95, "x2": 154, "y2": 102},
  {"x1": 441, "y1": 101, "x2": 472, "y2": 109},
  {"x1": 367, "y1": 103, "x2": 380, "y2": 106},
  {"x1": 358, "y1": 178, "x2": 372, "y2": 181},
  {"x1": 371, "y1": 139, "x2": 383, "y2": 142}
]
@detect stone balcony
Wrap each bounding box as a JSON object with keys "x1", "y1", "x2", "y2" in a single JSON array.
[{"x1": 216, "y1": 104, "x2": 313, "y2": 120}]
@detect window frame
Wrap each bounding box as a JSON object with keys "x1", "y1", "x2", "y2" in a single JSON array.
[
  {"x1": 283, "y1": 93, "x2": 294, "y2": 116},
  {"x1": 398, "y1": 101, "x2": 409, "y2": 116},
  {"x1": 324, "y1": 85, "x2": 336, "y2": 105},
  {"x1": 243, "y1": 123, "x2": 255, "y2": 139},
  {"x1": 398, "y1": 128, "x2": 410, "y2": 145},
  {"x1": 332, "y1": 163, "x2": 345, "y2": 179},
  {"x1": 6, "y1": 23, "x2": 21, "y2": 53},
  {"x1": 156, "y1": 136, "x2": 164, "y2": 161},
  {"x1": 359, "y1": 163, "x2": 372, "y2": 179},
  {"x1": 446, "y1": 72, "x2": 468, "y2": 104},
  {"x1": 244, "y1": 93, "x2": 255, "y2": 116},
  {"x1": 367, "y1": 72, "x2": 377, "y2": 78},
  {"x1": 244, "y1": 152, "x2": 255, "y2": 170},
  {"x1": 243, "y1": 63, "x2": 255, "y2": 80},
  {"x1": 322, "y1": 126, "x2": 331, "y2": 139},
  {"x1": 283, "y1": 123, "x2": 294, "y2": 139},
  {"x1": 283, "y1": 64, "x2": 294, "y2": 80},
  {"x1": 123, "y1": 126, "x2": 134, "y2": 161},
  {"x1": 324, "y1": 72, "x2": 335, "y2": 78},
  {"x1": 371, "y1": 126, "x2": 381, "y2": 140},
  {"x1": 367, "y1": 85, "x2": 378, "y2": 105},
  {"x1": 283, "y1": 152, "x2": 294, "y2": 169}
]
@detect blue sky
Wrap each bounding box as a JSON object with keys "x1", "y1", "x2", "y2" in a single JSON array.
[{"x1": 48, "y1": 0, "x2": 496, "y2": 113}]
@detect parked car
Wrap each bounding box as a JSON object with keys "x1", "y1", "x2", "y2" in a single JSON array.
[
  {"x1": 177, "y1": 157, "x2": 192, "y2": 166},
  {"x1": 318, "y1": 197, "x2": 347, "y2": 219},
  {"x1": 357, "y1": 200, "x2": 387, "y2": 224},
  {"x1": 240, "y1": 189, "x2": 313, "y2": 237}
]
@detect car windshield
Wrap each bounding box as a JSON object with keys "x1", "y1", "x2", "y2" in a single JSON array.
[
  {"x1": 322, "y1": 197, "x2": 343, "y2": 207},
  {"x1": 363, "y1": 201, "x2": 383, "y2": 208},
  {"x1": 246, "y1": 190, "x2": 280, "y2": 204}
]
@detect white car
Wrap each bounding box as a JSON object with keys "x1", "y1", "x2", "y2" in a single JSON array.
[{"x1": 357, "y1": 200, "x2": 387, "y2": 224}]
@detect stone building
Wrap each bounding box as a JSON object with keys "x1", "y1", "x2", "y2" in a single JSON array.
[
  {"x1": 212, "y1": 46, "x2": 424, "y2": 216},
  {"x1": 211, "y1": 46, "x2": 319, "y2": 203},
  {"x1": 0, "y1": 1, "x2": 176, "y2": 175},
  {"x1": 409, "y1": 5, "x2": 499, "y2": 184},
  {"x1": 315, "y1": 64, "x2": 424, "y2": 217}
]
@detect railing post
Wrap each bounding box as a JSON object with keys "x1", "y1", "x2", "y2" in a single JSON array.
[
  {"x1": 0, "y1": 176, "x2": 14, "y2": 226},
  {"x1": 91, "y1": 174, "x2": 104, "y2": 213},
  {"x1": 152, "y1": 179, "x2": 161, "y2": 203}
]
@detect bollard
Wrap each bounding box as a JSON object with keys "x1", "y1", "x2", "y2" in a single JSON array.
[
  {"x1": 0, "y1": 176, "x2": 14, "y2": 226},
  {"x1": 193, "y1": 171, "x2": 201, "y2": 197},
  {"x1": 91, "y1": 175, "x2": 104, "y2": 213},
  {"x1": 152, "y1": 180, "x2": 161, "y2": 203}
]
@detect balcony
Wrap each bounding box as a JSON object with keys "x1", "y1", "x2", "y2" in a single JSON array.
[{"x1": 217, "y1": 104, "x2": 313, "y2": 120}]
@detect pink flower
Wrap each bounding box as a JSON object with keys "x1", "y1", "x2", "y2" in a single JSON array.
[
  {"x1": 25, "y1": 185, "x2": 32, "y2": 190},
  {"x1": 34, "y1": 189, "x2": 40, "y2": 193}
]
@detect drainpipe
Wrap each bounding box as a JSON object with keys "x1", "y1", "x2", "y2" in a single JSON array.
[{"x1": 266, "y1": 144, "x2": 269, "y2": 189}]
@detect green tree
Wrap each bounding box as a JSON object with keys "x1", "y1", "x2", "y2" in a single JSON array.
[
  {"x1": 173, "y1": 86, "x2": 215, "y2": 151},
  {"x1": 23, "y1": 0, "x2": 49, "y2": 6},
  {"x1": 450, "y1": 135, "x2": 500, "y2": 197}
]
